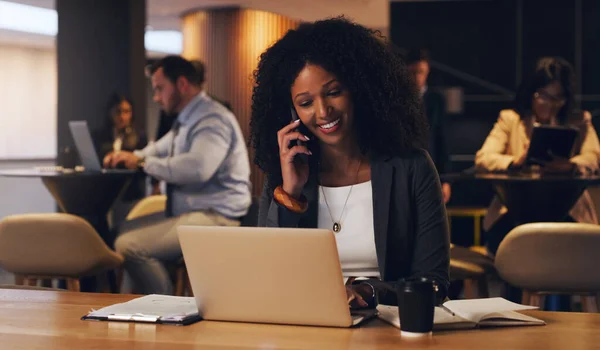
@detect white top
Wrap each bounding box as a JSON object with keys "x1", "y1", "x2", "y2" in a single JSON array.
[{"x1": 318, "y1": 181, "x2": 380, "y2": 278}]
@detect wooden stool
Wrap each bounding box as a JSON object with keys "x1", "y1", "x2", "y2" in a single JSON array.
[
  {"x1": 450, "y1": 244, "x2": 496, "y2": 298},
  {"x1": 447, "y1": 207, "x2": 487, "y2": 246},
  {"x1": 174, "y1": 260, "x2": 193, "y2": 297}
]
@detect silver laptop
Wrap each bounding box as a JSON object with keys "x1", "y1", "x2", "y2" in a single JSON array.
[
  {"x1": 177, "y1": 226, "x2": 377, "y2": 327},
  {"x1": 68, "y1": 121, "x2": 102, "y2": 171}
]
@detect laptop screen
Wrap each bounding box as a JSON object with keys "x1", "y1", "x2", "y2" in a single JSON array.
[{"x1": 68, "y1": 121, "x2": 102, "y2": 171}]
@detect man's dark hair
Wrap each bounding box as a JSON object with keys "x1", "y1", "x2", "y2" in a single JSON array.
[
  {"x1": 190, "y1": 60, "x2": 206, "y2": 85},
  {"x1": 405, "y1": 48, "x2": 430, "y2": 65},
  {"x1": 149, "y1": 55, "x2": 204, "y2": 86}
]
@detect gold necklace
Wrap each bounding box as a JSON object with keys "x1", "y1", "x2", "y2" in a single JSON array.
[{"x1": 320, "y1": 158, "x2": 362, "y2": 233}]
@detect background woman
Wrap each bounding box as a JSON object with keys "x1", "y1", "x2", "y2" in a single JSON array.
[
  {"x1": 95, "y1": 93, "x2": 148, "y2": 226},
  {"x1": 476, "y1": 57, "x2": 600, "y2": 255}
]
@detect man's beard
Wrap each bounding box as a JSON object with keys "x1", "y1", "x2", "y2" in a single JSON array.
[{"x1": 165, "y1": 91, "x2": 182, "y2": 117}]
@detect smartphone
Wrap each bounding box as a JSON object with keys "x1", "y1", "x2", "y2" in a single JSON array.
[{"x1": 290, "y1": 107, "x2": 309, "y2": 163}]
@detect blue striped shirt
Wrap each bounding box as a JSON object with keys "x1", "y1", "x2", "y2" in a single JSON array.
[{"x1": 135, "y1": 92, "x2": 251, "y2": 218}]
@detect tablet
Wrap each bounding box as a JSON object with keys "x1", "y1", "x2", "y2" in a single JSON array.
[{"x1": 526, "y1": 125, "x2": 578, "y2": 165}]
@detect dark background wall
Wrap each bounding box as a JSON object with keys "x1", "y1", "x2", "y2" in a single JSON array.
[
  {"x1": 391, "y1": 0, "x2": 600, "y2": 244},
  {"x1": 391, "y1": 0, "x2": 600, "y2": 206},
  {"x1": 56, "y1": 0, "x2": 147, "y2": 166},
  {"x1": 391, "y1": 0, "x2": 600, "y2": 165}
]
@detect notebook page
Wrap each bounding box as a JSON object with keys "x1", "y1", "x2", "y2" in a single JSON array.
[
  {"x1": 479, "y1": 310, "x2": 545, "y2": 326},
  {"x1": 376, "y1": 305, "x2": 474, "y2": 330},
  {"x1": 443, "y1": 298, "x2": 538, "y2": 323},
  {"x1": 88, "y1": 294, "x2": 198, "y2": 320},
  {"x1": 375, "y1": 305, "x2": 400, "y2": 328}
]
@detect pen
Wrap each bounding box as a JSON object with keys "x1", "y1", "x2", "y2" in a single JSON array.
[{"x1": 441, "y1": 305, "x2": 456, "y2": 316}]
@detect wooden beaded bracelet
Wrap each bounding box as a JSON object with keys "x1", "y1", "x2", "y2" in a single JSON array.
[{"x1": 273, "y1": 185, "x2": 308, "y2": 213}]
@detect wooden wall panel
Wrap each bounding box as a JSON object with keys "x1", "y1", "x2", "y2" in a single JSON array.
[{"x1": 182, "y1": 8, "x2": 299, "y2": 197}]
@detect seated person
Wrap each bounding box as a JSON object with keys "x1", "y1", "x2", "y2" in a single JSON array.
[
  {"x1": 104, "y1": 56, "x2": 252, "y2": 295},
  {"x1": 94, "y1": 93, "x2": 147, "y2": 225},
  {"x1": 406, "y1": 48, "x2": 451, "y2": 204},
  {"x1": 150, "y1": 60, "x2": 233, "y2": 195},
  {"x1": 150, "y1": 109, "x2": 177, "y2": 195},
  {"x1": 250, "y1": 18, "x2": 450, "y2": 307},
  {"x1": 475, "y1": 56, "x2": 600, "y2": 255}
]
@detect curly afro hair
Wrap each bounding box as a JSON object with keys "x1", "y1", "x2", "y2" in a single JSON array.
[{"x1": 250, "y1": 16, "x2": 427, "y2": 190}]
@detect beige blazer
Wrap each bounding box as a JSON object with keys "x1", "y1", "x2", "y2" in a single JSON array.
[{"x1": 475, "y1": 109, "x2": 600, "y2": 231}]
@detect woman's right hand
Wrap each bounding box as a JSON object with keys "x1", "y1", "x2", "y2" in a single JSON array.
[{"x1": 277, "y1": 120, "x2": 312, "y2": 199}]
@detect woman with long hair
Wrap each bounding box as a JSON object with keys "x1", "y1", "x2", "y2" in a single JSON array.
[
  {"x1": 95, "y1": 93, "x2": 147, "y2": 225},
  {"x1": 476, "y1": 57, "x2": 600, "y2": 255},
  {"x1": 250, "y1": 17, "x2": 450, "y2": 307}
]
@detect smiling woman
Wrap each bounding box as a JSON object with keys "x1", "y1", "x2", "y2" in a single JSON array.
[{"x1": 251, "y1": 17, "x2": 450, "y2": 308}]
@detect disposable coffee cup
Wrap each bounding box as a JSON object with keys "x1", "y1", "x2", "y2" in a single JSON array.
[{"x1": 396, "y1": 277, "x2": 437, "y2": 337}]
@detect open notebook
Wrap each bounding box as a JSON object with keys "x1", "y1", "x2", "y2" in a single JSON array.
[
  {"x1": 377, "y1": 297, "x2": 545, "y2": 331},
  {"x1": 82, "y1": 295, "x2": 201, "y2": 325}
]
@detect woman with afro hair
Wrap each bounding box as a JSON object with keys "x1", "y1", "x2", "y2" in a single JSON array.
[{"x1": 250, "y1": 17, "x2": 449, "y2": 307}]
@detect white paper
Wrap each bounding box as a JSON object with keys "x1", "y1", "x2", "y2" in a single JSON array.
[
  {"x1": 443, "y1": 297, "x2": 538, "y2": 323},
  {"x1": 377, "y1": 298, "x2": 541, "y2": 330},
  {"x1": 478, "y1": 310, "x2": 545, "y2": 326},
  {"x1": 376, "y1": 304, "x2": 471, "y2": 329},
  {"x1": 88, "y1": 294, "x2": 198, "y2": 321},
  {"x1": 376, "y1": 304, "x2": 401, "y2": 328}
]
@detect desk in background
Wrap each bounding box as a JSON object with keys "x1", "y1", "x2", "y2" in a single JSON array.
[
  {"x1": 443, "y1": 173, "x2": 600, "y2": 225},
  {"x1": 0, "y1": 168, "x2": 134, "y2": 292},
  {"x1": 0, "y1": 168, "x2": 134, "y2": 247},
  {"x1": 0, "y1": 289, "x2": 598, "y2": 349}
]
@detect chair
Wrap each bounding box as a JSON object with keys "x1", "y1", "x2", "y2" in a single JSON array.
[
  {"x1": 125, "y1": 195, "x2": 167, "y2": 220},
  {"x1": 174, "y1": 197, "x2": 260, "y2": 296},
  {"x1": 0, "y1": 213, "x2": 124, "y2": 292},
  {"x1": 446, "y1": 206, "x2": 494, "y2": 299},
  {"x1": 174, "y1": 258, "x2": 193, "y2": 297},
  {"x1": 240, "y1": 197, "x2": 260, "y2": 227},
  {"x1": 447, "y1": 207, "x2": 487, "y2": 246},
  {"x1": 450, "y1": 244, "x2": 494, "y2": 298},
  {"x1": 117, "y1": 195, "x2": 168, "y2": 292},
  {"x1": 495, "y1": 222, "x2": 600, "y2": 312}
]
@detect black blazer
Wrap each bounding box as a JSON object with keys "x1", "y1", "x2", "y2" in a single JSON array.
[
  {"x1": 424, "y1": 89, "x2": 450, "y2": 176},
  {"x1": 258, "y1": 148, "x2": 450, "y2": 305}
]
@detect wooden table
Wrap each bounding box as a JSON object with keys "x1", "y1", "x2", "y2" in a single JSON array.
[{"x1": 1, "y1": 289, "x2": 599, "y2": 349}]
